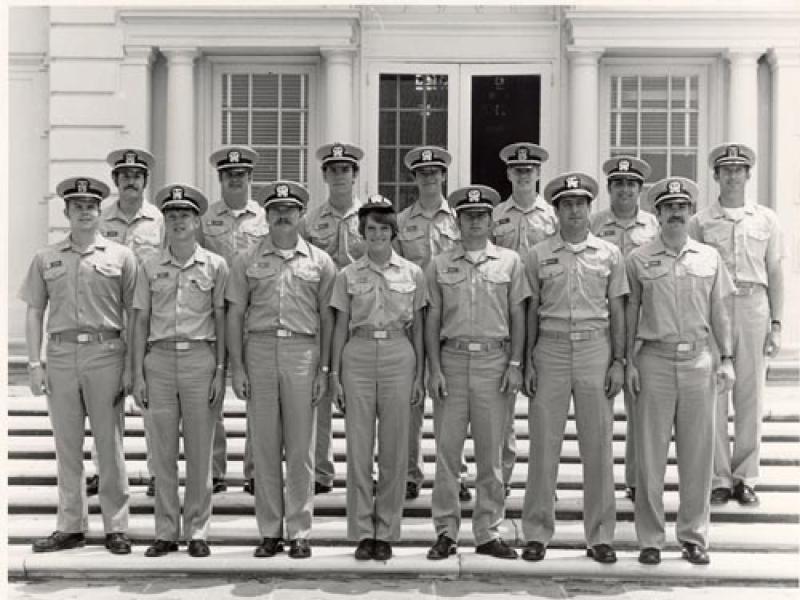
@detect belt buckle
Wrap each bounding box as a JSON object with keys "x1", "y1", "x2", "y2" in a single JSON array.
[
  {"x1": 373, "y1": 330, "x2": 388, "y2": 340},
  {"x1": 467, "y1": 342, "x2": 483, "y2": 352},
  {"x1": 276, "y1": 329, "x2": 292, "y2": 338},
  {"x1": 76, "y1": 333, "x2": 91, "y2": 343},
  {"x1": 570, "y1": 331, "x2": 590, "y2": 341},
  {"x1": 175, "y1": 341, "x2": 190, "y2": 351},
  {"x1": 676, "y1": 342, "x2": 692, "y2": 352}
]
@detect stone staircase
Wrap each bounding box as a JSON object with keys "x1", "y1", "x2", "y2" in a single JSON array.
[{"x1": 6, "y1": 381, "x2": 800, "y2": 584}]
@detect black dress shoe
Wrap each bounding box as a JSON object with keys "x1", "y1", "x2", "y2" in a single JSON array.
[
  {"x1": 681, "y1": 542, "x2": 710, "y2": 565},
  {"x1": 314, "y1": 481, "x2": 332, "y2": 495},
  {"x1": 188, "y1": 539, "x2": 210, "y2": 557},
  {"x1": 638, "y1": 547, "x2": 661, "y2": 565},
  {"x1": 732, "y1": 481, "x2": 759, "y2": 506},
  {"x1": 254, "y1": 537, "x2": 284, "y2": 558},
  {"x1": 105, "y1": 532, "x2": 132, "y2": 555},
  {"x1": 212, "y1": 478, "x2": 227, "y2": 494},
  {"x1": 586, "y1": 543, "x2": 617, "y2": 564},
  {"x1": 86, "y1": 474, "x2": 99, "y2": 497},
  {"x1": 625, "y1": 486, "x2": 636, "y2": 502},
  {"x1": 354, "y1": 538, "x2": 375, "y2": 560},
  {"x1": 288, "y1": 538, "x2": 311, "y2": 559},
  {"x1": 475, "y1": 538, "x2": 518, "y2": 559},
  {"x1": 243, "y1": 478, "x2": 255, "y2": 495},
  {"x1": 504, "y1": 484, "x2": 511, "y2": 498},
  {"x1": 458, "y1": 481, "x2": 472, "y2": 502},
  {"x1": 146, "y1": 477, "x2": 156, "y2": 497},
  {"x1": 373, "y1": 540, "x2": 392, "y2": 561},
  {"x1": 710, "y1": 487, "x2": 732, "y2": 505},
  {"x1": 521, "y1": 541, "x2": 546, "y2": 562},
  {"x1": 427, "y1": 534, "x2": 457, "y2": 560},
  {"x1": 145, "y1": 540, "x2": 179, "y2": 557},
  {"x1": 32, "y1": 531, "x2": 86, "y2": 553},
  {"x1": 405, "y1": 481, "x2": 419, "y2": 500}
]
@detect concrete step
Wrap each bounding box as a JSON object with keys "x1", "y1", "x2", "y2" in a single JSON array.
[
  {"x1": 10, "y1": 413, "x2": 799, "y2": 442},
  {"x1": 8, "y1": 544, "x2": 798, "y2": 584},
  {"x1": 10, "y1": 435, "x2": 800, "y2": 466},
  {"x1": 7, "y1": 458, "x2": 800, "y2": 492},
  {"x1": 9, "y1": 514, "x2": 798, "y2": 552},
  {"x1": 9, "y1": 485, "x2": 798, "y2": 523}
]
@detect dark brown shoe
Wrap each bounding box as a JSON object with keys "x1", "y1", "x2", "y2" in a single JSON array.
[
  {"x1": 32, "y1": 531, "x2": 85, "y2": 553},
  {"x1": 254, "y1": 537, "x2": 284, "y2": 558},
  {"x1": 405, "y1": 482, "x2": 419, "y2": 500},
  {"x1": 373, "y1": 540, "x2": 392, "y2": 561},
  {"x1": 638, "y1": 547, "x2": 661, "y2": 565},
  {"x1": 681, "y1": 542, "x2": 710, "y2": 565},
  {"x1": 732, "y1": 482, "x2": 759, "y2": 506},
  {"x1": 314, "y1": 481, "x2": 332, "y2": 495},
  {"x1": 427, "y1": 534, "x2": 457, "y2": 560},
  {"x1": 212, "y1": 478, "x2": 227, "y2": 494},
  {"x1": 354, "y1": 538, "x2": 375, "y2": 560},
  {"x1": 243, "y1": 478, "x2": 255, "y2": 495},
  {"x1": 145, "y1": 539, "x2": 178, "y2": 557},
  {"x1": 475, "y1": 538, "x2": 518, "y2": 559},
  {"x1": 86, "y1": 475, "x2": 99, "y2": 497},
  {"x1": 146, "y1": 476, "x2": 156, "y2": 497},
  {"x1": 586, "y1": 543, "x2": 617, "y2": 564},
  {"x1": 625, "y1": 486, "x2": 636, "y2": 502},
  {"x1": 710, "y1": 487, "x2": 732, "y2": 505},
  {"x1": 521, "y1": 541, "x2": 546, "y2": 562},
  {"x1": 288, "y1": 538, "x2": 311, "y2": 559},
  {"x1": 188, "y1": 539, "x2": 210, "y2": 557},
  {"x1": 105, "y1": 532, "x2": 132, "y2": 555},
  {"x1": 459, "y1": 481, "x2": 472, "y2": 502}
]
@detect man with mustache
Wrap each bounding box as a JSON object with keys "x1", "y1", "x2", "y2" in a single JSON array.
[
  {"x1": 226, "y1": 180, "x2": 336, "y2": 559},
  {"x1": 521, "y1": 172, "x2": 626, "y2": 564},
  {"x1": 626, "y1": 177, "x2": 735, "y2": 566},
  {"x1": 689, "y1": 144, "x2": 785, "y2": 509},
  {"x1": 20, "y1": 176, "x2": 136, "y2": 554},
  {"x1": 201, "y1": 145, "x2": 268, "y2": 495},
  {"x1": 590, "y1": 156, "x2": 659, "y2": 504},
  {"x1": 300, "y1": 142, "x2": 366, "y2": 496},
  {"x1": 492, "y1": 142, "x2": 557, "y2": 498},
  {"x1": 91, "y1": 148, "x2": 161, "y2": 498}
]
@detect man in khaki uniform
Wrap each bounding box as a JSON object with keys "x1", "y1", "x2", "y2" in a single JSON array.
[
  {"x1": 627, "y1": 177, "x2": 735, "y2": 566},
  {"x1": 227, "y1": 180, "x2": 336, "y2": 560},
  {"x1": 393, "y1": 146, "x2": 469, "y2": 502},
  {"x1": 689, "y1": 143, "x2": 784, "y2": 508},
  {"x1": 88, "y1": 148, "x2": 162, "y2": 498},
  {"x1": 426, "y1": 185, "x2": 529, "y2": 561},
  {"x1": 132, "y1": 184, "x2": 228, "y2": 558},
  {"x1": 521, "y1": 172, "x2": 627, "y2": 564},
  {"x1": 492, "y1": 142, "x2": 557, "y2": 497},
  {"x1": 20, "y1": 176, "x2": 136, "y2": 555},
  {"x1": 201, "y1": 145, "x2": 268, "y2": 495},
  {"x1": 300, "y1": 142, "x2": 366, "y2": 495},
  {"x1": 589, "y1": 155, "x2": 659, "y2": 503}
]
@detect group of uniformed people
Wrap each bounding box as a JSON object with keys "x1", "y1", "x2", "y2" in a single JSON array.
[{"x1": 21, "y1": 137, "x2": 783, "y2": 566}]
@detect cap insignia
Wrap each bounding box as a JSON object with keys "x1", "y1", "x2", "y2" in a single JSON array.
[
  {"x1": 467, "y1": 189, "x2": 481, "y2": 203},
  {"x1": 76, "y1": 179, "x2": 89, "y2": 194},
  {"x1": 332, "y1": 145, "x2": 344, "y2": 158},
  {"x1": 421, "y1": 149, "x2": 433, "y2": 162},
  {"x1": 517, "y1": 148, "x2": 528, "y2": 160},
  {"x1": 727, "y1": 145, "x2": 739, "y2": 158},
  {"x1": 668, "y1": 180, "x2": 682, "y2": 194},
  {"x1": 124, "y1": 151, "x2": 137, "y2": 164},
  {"x1": 566, "y1": 175, "x2": 580, "y2": 189},
  {"x1": 276, "y1": 184, "x2": 289, "y2": 198},
  {"x1": 228, "y1": 150, "x2": 241, "y2": 163},
  {"x1": 171, "y1": 187, "x2": 184, "y2": 201},
  {"x1": 618, "y1": 159, "x2": 630, "y2": 172}
]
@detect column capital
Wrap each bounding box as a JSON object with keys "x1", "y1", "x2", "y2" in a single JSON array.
[
  {"x1": 566, "y1": 46, "x2": 605, "y2": 65},
  {"x1": 725, "y1": 48, "x2": 765, "y2": 65},
  {"x1": 161, "y1": 47, "x2": 200, "y2": 65},
  {"x1": 320, "y1": 47, "x2": 356, "y2": 63},
  {"x1": 123, "y1": 45, "x2": 155, "y2": 66},
  {"x1": 767, "y1": 46, "x2": 800, "y2": 70}
]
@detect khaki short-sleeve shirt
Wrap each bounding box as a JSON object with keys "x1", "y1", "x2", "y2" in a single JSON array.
[
  {"x1": 589, "y1": 207, "x2": 659, "y2": 257},
  {"x1": 394, "y1": 198, "x2": 460, "y2": 269},
  {"x1": 300, "y1": 199, "x2": 365, "y2": 270},
  {"x1": 100, "y1": 201, "x2": 164, "y2": 264},
  {"x1": 492, "y1": 195, "x2": 558, "y2": 252},
  {"x1": 201, "y1": 199, "x2": 269, "y2": 266}
]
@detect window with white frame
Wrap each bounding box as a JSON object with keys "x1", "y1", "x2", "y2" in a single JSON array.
[
  {"x1": 220, "y1": 71, "x2": 310, "y2": 197},
  {"x1": 608, "y1": 74, "x2": 700, "y2": 183}
]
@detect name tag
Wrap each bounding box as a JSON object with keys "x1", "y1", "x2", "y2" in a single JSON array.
[
  {"x1": 406, "y1": 225, "x2": 418, "y2": 232},
  {"x1": 446, "y1": 267, "x2": 460, "y2": 273},
  {"x1": 498, "y1": 218, "x2": 511, "y2": 225},
  {"x1": 156, "y1": 271, "x2": 170, "y2": 279},
  {"x1": 256, "y1": 261, "x2": 272, "y2": 268},
  {"x1": 646, "y1": 260, "x2": 662, "y2": 268},
  {"x1": 600, "y1": 229, "x2": 616, "y2": 237},
  {"x1": 541, "y1": 257, "x2": 559, "y2": 265},
  {"x1": 48, "y1": 260, "x2": 63, "y2": 268},
  {"x1": 210, "y1": 220, "x2": 225, "y2": 226},
  {"x1": 105, "y1": 230, "x2": 119, "y2": 237},
  {"x1": 317, "y1": 222, "x2": 330, "y2": 230}
]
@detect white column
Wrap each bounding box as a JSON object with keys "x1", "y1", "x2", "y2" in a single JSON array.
[
  {"x1": 120, "y1": 45, "x2": 154, "y2": 150},
  {"x1": 568, "y1": 48, "x2": 603, "y2": 176},
  {"x1": 321, "y1": 48, "x2": 355, "y2": 142},
  {"x1": 162, "y1": 47, "x2": 199, "y2": 184},
  {"x1": 767, "y1": 47, "x2": 800, "y2": 360},
  {"x1": 726, "y1": 49, "x2": 763, "y2": 191}
]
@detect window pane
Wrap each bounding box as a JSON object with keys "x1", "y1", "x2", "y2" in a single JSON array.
[
  {"x1": 397, "y1": 185, "x2": 417, "y2": 212},
  {"x1": 671, "y1": 76, "x2": 686, "y2": 109},
  {"x1": 620, "y1": 113, "x2": 638, "y2": 146},
  {"x1": 379, "y1": 112, "x2": 397, "y2": 145},
  {"x1": 641, "y1": 112, "x2": 668, "y2": 146},
  {"x1": 620, "y1": 76, "x2": 638, "y2": 109},
  {"x1": 230, "y1": 74, "x2": 250, "y2": 108},
  {"x1": 255, "y1": 148, "x2": 278, "y2": 182},
  {"x1": 426, "y1": 76, "x2": 449, "y2": 109},
  {"x1": 230, "y1": 112, "x2": 249, "y2": 144},
  {"x1": 252, "y1": 74, "x2": 279, "y2": 109},
  {"x1": 641, "y1": 76, "x2": 668, "y2": 109},
  {"x1": 641, "y1": 152, "x2": 667, "y2": 181},
  {"x1": 671, "y1": 152, "x2": 697, "y2": 180},
  {"x1": 281, "y1": 111, "x2": 302, "y2": 145},
  {"x1": 281, "y1": 74, "x2": 303, "y2": 109},
  {"x1": 252, "y1": 112, "x2": 278, "y2": 145},
  {"x1": 427, "y1": 111, "x2": 447, "y2": 147},
  {"x1": 379, "y1": 148, "x2": 396, "y2": 183},
  {"x1": 281, "y1": 148, "x2": 303, "y2": 181},
  {"x1": 399, "y1": 112, "x2": 423, "y2": 145},
  {"x1": 671, "y1": 112, "x2": 686, "y2": 146},
  {"x1": 380, "y1": 76, "x2": 397, "y2": 109},
  {"x1": 689, "y1": 112, "x2": 699, "y2": 145},
  {"x1": 398, "y1": 75, "x2": 423, "y2": 108}
]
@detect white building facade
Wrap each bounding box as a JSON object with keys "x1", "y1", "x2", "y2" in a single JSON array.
[{"x1": 8, "y1": 4, "x2": 800, "y2": 364}]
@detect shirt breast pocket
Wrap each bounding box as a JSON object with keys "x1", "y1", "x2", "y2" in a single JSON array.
[
  {"x1": 294, "y1": 267, "x2": 321, "y2": 292},
  {"x1": 684, "y1": 261, "x2": 715, "y2": 295},
  {"x1": 398, "y1": 227, "x2": 427, "y2": 262},
  {"x1": 91, "y1": 262, "x2": 122, "y2": 298},
  {"x1": 386, "y1": 279, "x2": 416, "y2": 321},
  {"x1": 493, "y1": 222, "x2": 516, "y2": 247},
  {"x1": 246, "y1": 266, "x2": 279, "y2": 303},
  {"x1": 745, "y1": 226, "x2": 770, "y2": 258},
  {"x1": 347, "y1": 279, "x2": 375, "y2": 297},
  {"x1": 309, "y1": 225, "x2": 336, "y2": 251},
  {"x1": 43, "y1": 264, "x2": 68, "y2": 299},
  {"x1": 204, "y1": 223, "x2": 233, "y2": 252},
  {"x1": 185, "y1": 276, "x2": 214, "y2": 313},
  {"x1": 581, "y1": 263, "x2": 610, "y2": 297},
  {"x1": 539, "y1": 264, "x2": 566, "y2": 293},
  {"x1": 703, "y1": 227, "x2": 732, "y2": 252}
]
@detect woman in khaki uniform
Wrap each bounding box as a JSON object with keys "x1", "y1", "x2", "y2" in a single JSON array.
[{"x1": 329, "y1": 195, "x2": 426, "y2": 561}]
